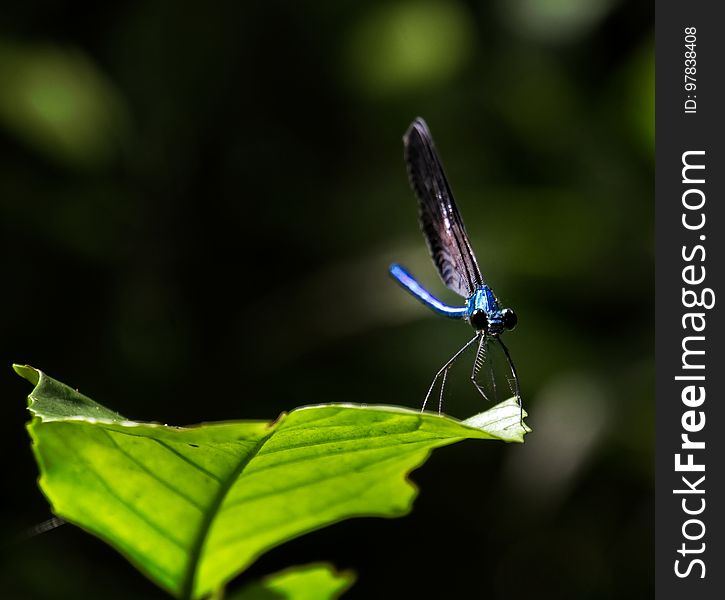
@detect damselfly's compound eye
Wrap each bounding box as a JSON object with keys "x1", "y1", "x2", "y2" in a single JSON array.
[
  {"x1": 502, "y1": 308, "x2": 518, "y2": 331},
  {"x1": 470, "y1": 309, "x2": 488, "y2": 331}
]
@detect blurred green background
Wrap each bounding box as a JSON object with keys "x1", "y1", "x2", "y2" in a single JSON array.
[{"x1": 0, "y1": 1, "x2": 653, "y2": 598}]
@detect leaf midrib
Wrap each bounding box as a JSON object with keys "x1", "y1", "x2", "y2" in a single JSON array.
[{"x1": 179, "y1": 428, "x2": 277, "y2": 600}]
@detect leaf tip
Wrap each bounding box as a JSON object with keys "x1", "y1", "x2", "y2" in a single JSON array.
[
  {"x1": 13, "y1": 364, "x2": 40, "y2": 386},
  {"x1": 460, "y1": 397, "x2": 532, "y2": 443}
]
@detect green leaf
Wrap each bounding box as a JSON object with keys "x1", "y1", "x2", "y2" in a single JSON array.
[
  {"x1": 16, "y1": 365, "x2": 529, "y2": 599},
  {"x1": 228, "y1": 563, "x2": 355, "y2": 600}
]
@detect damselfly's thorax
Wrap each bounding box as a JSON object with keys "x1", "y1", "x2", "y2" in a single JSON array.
[{"x1": 467, "y1": 287, "x2": 518, "y2": 335}]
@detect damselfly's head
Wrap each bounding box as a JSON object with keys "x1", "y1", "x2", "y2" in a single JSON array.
[{"x1": 470, "y1": 307, "x2": 517, "y2": 335}]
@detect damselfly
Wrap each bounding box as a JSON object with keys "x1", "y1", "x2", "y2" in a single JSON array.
[{"x1": 389, "y1": 118, "x2": 521, "y2": 414}]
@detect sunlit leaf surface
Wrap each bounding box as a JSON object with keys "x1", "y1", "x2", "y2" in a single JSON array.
[{"x1": 16, "y1": 365, "x2": 528, "y2": 599}]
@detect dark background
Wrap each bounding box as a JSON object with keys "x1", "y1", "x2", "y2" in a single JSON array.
[{"x1": 0, "y1": 1, "x2": 653, "y2": 598}]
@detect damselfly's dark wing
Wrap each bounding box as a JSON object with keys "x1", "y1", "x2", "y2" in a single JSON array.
[{"x1": 403, "y1": 118, "x2": 484, "y2": 298}]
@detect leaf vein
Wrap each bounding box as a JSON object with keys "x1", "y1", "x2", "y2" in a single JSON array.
[
  {"x1": 102, "y1": 429, "x2": 209, "y2": 513},
  {"x1": 221, "y1": 437, "x2": 440, "y2": 511}
]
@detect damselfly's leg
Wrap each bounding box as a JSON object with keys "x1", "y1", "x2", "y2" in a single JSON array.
[
  {"x1": 496, "y1": 336, "x2": 523, "y2": 422},
  {"x1": 487, "y1": 354, "x2": 498, "y2": 402},
  {"x1": 470, "y1": 333, "x2": 492, "y2": 402},
  {"x1": 438, "y1": 368, "x2": 448, "y2": 414},
  {"x1": 422, "y1": 334, "x2": 479, "y2": 413}
]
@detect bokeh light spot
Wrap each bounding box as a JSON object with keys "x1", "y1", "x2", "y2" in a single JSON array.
[
  {"x1": 0, "y1": 40, "x2": 130, "y2": 168},
  {"x1": 344, "y1": 1, "x2": 474, "y2": 96},
  {"x1": 628, "y1": 41, "x2": 654, "y2": 157},
  {"x1": 497, "y1": 0, "x2": 618, "y2": 43}
]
